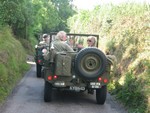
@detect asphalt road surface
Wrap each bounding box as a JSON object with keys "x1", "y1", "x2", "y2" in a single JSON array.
[{"x1": 0, "y1": 63, "x2": 128, "y2": 113}]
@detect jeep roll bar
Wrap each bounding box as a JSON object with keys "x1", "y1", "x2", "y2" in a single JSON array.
[{"x1": 49, "y1": 32, "x2": 99, "y2": 47}]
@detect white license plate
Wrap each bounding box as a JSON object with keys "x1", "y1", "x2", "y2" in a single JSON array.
[
  {"x1": 90, "y1": 82, "x2": 101, "y2": 86},
  {"x1": 70, "y1": 86, "x2": 85, "y2": 91},
  {"x1": 90, "y1": 82, "x2": 101, "y2": 88}
]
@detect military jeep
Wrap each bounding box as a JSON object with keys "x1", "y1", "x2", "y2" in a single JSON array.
[
  {"x1": 43, "y1": 33, "x2": 112, "y2": 105},
  {"x1": 35, "y1": 35, "x2": 47, "y2": 78}
]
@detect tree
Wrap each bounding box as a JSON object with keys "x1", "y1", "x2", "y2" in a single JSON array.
[
  {"x1": 0, "y1": 0, "x2": 31, "y2": 39},
  {"x1": 0, "y1": 0, "x2": 76, "y2": 39},
  {"x1": 35, "y1": 0, "x2": 60, "y2": 33},
  {"x1": 51, "y1": 0, "x2": 76, "y2": 31}
]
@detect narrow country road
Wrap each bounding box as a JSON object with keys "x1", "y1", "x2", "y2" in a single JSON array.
[{"x1": 0, "y1": 63, "x2": 127, "y2": 113}]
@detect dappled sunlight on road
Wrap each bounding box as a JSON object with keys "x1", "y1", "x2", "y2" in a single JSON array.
[
  {"x1": 26, "y1": 61, "x2": 36, "y2": 65},
  {"x1": 26, "y1": 55, "x2": 35, "y2": 65}
]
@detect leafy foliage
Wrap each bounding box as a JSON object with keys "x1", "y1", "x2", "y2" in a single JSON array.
[
  {"x1": 0, "y1": 26, "x2": 29, "y2": 103},
  {"x1": 68, "y1": 3, "x2": 150, "y2": 113},
  {"x1": 51, "y1": 0, "x2": 76, "y2": 31},
  {"x1": 0, "y1": 0, "x2": 76, "y2": 105},
  {"x1": 0, "y1": 0, "x2": 76, "y2": 39}
]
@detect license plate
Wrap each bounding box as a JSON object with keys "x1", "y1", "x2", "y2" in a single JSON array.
[
  {"x1": 90, "y1": 82, "x2": 101, "y2": 88},
  {"x1": 90, "y1": 82, "x2": 101, "y2": 86},
  {"x1": 54, "y1": 81, "x2": 65, "y2": 86},
  {"x1": 70, "y1": 86, "x2": 85, "y2": 91}
]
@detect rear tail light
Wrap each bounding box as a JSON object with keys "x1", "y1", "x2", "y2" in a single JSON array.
[
  {"x1": 53, "y1": 75, "x2": 58, "y2": 79},
  {"x1": 98, "y1": 77, "x2": 108, "y2": 83},
  {"x1": 103, "y1": 79, "x2": 108, "y2": 83},
  {"x1": 38, "y1": 60, "x2": 41, "y2": 63},
  {"x1": 98, "y1": 77, "x2": 102, "y2": 81},
  {"x1": 48, "y1": 76, "x2": 52, "y2": 80}
]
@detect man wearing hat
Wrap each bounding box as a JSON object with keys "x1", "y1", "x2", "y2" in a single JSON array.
[{"x1": 39, "y1": 34, "x2": 50, "y2": 46}]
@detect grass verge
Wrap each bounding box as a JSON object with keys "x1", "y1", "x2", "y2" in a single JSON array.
[{"x1": 0, "y1": 26, "x2": 30, "y2": 105}]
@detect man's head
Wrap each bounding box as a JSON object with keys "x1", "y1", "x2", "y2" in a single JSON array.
[
  {"x1": 56, "y1": 31, "x2": 67, "y2": 41},
  {"x1": 87, "y1": 36, "x2": 96, "y2": 47},
  {"x1": 43, "y1": 34, "x2": 48, "y2": 38},
  {"x1": 42, "y1": 34, "x2": 49, "y2": 42}
]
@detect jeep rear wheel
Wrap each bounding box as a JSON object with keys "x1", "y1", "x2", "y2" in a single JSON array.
[
  {"x1": 44, "y1": 81, "x2": 52, "y2": 102},
  {"x1": 36, "y1": 63, "x2": 42, "y2": 78},
  {"x1": 75, "y1": 48, "x2": 107, "y2": 80},
  {"x1": 96, "y1": 85, "x2": 107, "y2": 105}
]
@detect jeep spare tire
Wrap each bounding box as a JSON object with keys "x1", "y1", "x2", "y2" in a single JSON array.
[{"x1": 75, "y1": 48, "x2": 107, "y2": 80}]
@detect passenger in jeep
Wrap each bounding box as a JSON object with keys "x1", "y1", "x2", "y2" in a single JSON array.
[
  {"x1": 52, "y1": 31, "x2": 74, "y2": 52},
  {"x1": 87, "y1": 36, "x2": 97, "y2": 47},
  {"x1": 43, "y1": 31, "x2": 74, "y2": 60},
  {"x1": 39, "y1": 34, "x2": 50, "y2": 45},
  {"x1": 43, "y1": 34, "x2": 50, "y2": 45},
  {"x1": 40, "y1": 34, "x2": 50, "y2": 54}
]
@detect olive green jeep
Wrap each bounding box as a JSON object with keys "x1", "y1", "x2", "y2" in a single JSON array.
[
  {"x1": 35, "y1": 35, "x2": 48, "y2": 78},
  {"x1": 43, "y1": 33, "x2": 113, "y2": 105}
]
